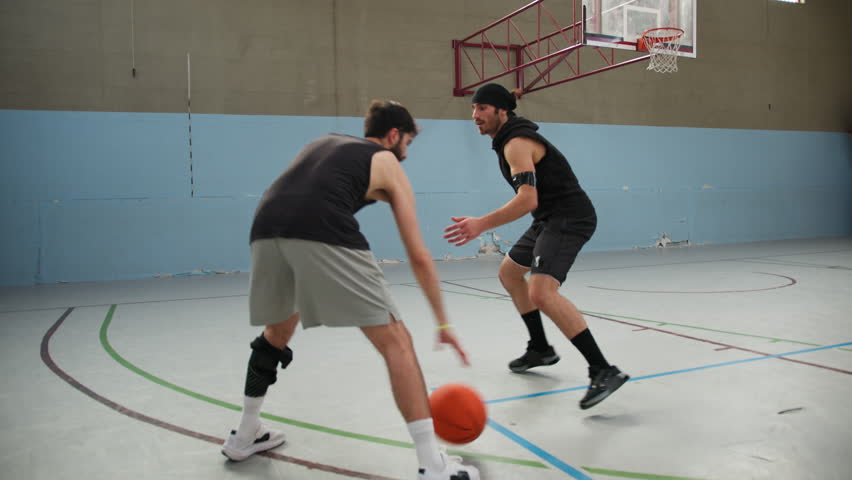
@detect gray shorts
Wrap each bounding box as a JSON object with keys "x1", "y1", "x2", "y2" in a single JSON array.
[{"x1": 248, "y1": 237, "x2": 402, "y2": 328}]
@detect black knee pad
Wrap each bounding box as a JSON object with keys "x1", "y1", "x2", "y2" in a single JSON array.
[
  {"x1": 280, "y1": 345, "x2": 293, "y2": 369},
  {"x1": 245, "y1": 335, "x2": 293, "y2": 396},
  {"x1": 250, "y1": 335, "x2": 294, "y2": 370}
]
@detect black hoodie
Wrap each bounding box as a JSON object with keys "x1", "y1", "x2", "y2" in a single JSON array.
[{"x1": 491, "y1": 116, "x2": 596, "y2": 222}]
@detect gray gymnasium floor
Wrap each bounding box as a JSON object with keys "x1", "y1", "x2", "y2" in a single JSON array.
[{"x1": 2, "y1": 237, "x2": 851, "y2": 480}]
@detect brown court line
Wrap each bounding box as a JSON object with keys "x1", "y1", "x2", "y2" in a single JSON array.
[
  {"x1": 449, "y1": 271, "x2": 797, "y2": 296},
  {"x1": 586, "y1": 272, "x2": 796, "y2": 294},
  {"x1": 6, "y1": 246, "x2": 852, "y2": 315},
  {"x1": 582, "y1": 312, "x2": 852, "y2": 376},
  {"x1": 40, "y1": 307, "x2": 401, "y2": 480},
  {"x1": 440, "y1": 280, "x2": 852, "y2": 376},
  {"x1": 737, "y1": 259, "x2": 852, "y2": 270}
]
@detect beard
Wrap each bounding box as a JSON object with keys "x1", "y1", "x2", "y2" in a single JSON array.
[
  {"x1": 477, "y1": 119, "x2": 498, "y2": 136},
  {"x1": 389, "y1": 139, "x2": 405, "y2": 161}
]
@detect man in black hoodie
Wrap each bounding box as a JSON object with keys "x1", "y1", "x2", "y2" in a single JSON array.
[{"x1": 444, "y1": 83, "x2": 629, "y2": 410}]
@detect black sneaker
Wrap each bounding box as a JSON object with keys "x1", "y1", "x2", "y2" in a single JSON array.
[
  {"x1": 579, "y1": 365, "x2": 629, "y2": 410},
  {"x1": 508, "y1": 343, "x2": 560, "y2": 373}
]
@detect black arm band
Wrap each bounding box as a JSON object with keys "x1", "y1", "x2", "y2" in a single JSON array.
[{"x1": 512, "y1": 171, "x2": 537, "y2": 190}]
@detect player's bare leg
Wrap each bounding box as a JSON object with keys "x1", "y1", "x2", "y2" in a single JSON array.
[
  {"x1": 499, "y1": 256, "x2": 561, "y2": 372},
  {"x1": 361, "y1": 319, "x2": 430, "y2": 422},
  {"x1": 362, "y1": 318, "x2": 480, "y2": 480},
  {"x1": 528, "y1": 275, "x2": 629, "y2": 409}
]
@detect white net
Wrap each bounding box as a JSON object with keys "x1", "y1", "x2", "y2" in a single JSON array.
[{"x1": 643, "y1": 28, "x2": 684, "y2": 73}]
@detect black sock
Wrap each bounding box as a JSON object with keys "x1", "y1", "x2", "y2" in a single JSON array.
[
  {"x1": 570, "y1": 328, "x2": 610, "y2": 370},
  {"x1": 521, "y1": 309, "x2": 549, "y2": 351}
]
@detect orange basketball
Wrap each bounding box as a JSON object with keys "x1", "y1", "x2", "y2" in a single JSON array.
[{"x1": 429, "y1": 383, "x2": 487, "y2": 444}]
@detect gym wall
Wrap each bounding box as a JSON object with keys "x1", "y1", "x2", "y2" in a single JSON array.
[{"x1": 1, "y1": 0, "x2": 850, "y2": 285}]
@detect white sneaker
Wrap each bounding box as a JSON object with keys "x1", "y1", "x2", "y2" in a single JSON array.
[
  {"x1": 418, "y1": 452, "x2": 480, "y2": 480},
  {"x1": 221, "y1": 424, "x2": 286, "y2": 461}
]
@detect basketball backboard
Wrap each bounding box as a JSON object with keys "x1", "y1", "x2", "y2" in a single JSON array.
[
  {"x1": 451, "y1": 0, "x2": 698, "y2": 96},
  {"x1": 583, "y1": 0, "x2": 696, "y2": 57}
]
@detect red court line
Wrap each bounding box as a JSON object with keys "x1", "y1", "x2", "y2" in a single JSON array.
[{"x1": 40, "y1": 307, "x2": 400, "y2": 480}]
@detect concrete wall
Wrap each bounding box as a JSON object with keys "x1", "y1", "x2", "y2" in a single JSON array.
[
  {"x1": 1, "y1": 0, "x2": 849, "y2": 130},
  {"x1": 1, "y1": 0, "x2": 850, "y2": 285}
]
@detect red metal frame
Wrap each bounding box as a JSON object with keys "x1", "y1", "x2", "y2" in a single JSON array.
[{"x1": 452, "y1": 0, "x2": 652, "y2": 97}]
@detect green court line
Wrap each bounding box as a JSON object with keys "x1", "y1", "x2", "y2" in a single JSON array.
[
  {"x1": 583, "y1": 467, "x2": 708, "y2": 480},
  {"x1": 98, "y1": 305, "x2": 546, "y2": 469},
  {"x1": 260, "y1": 409, "x2": 543, "y2": 466},
  {"x1": 100, "y1": 302, "x2": 722, "y2": 479},
  {"x1": 99, "y1": 305, "x2": 240, "y2": 412}
]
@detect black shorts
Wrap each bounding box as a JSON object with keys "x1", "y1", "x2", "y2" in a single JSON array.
[{"x1": 507, "y1": 215, "x2": 596, "y2": 284}]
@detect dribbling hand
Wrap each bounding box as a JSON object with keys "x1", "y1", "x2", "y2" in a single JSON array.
[{"x1": 436, "y1": 328, "x2": 470, "y2": 366}]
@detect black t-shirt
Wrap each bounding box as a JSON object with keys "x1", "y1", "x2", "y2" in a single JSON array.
[
  {"x1": 250, "y1": 134, "x2": 386, "y2": 250},
  {"x1": 491, "y1": 116, "x2": 596, "y2": 221}
]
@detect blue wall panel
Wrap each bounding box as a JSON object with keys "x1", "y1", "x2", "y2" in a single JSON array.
[
  {"x1": 37, "y1": 197, "x2": 258, "y2": 283},
  {"x1": 0, "y1": 201, "x2": 40, "y2": 285},
  {"x1": 190, "y1": 114, "x2": 354, "y2": 197},
  {"x1": 0, "y1": 110, "x2": 189, "y2": 201},
  {"x1": 1, "y1": 109, "x2": 849, "y2": 286}
]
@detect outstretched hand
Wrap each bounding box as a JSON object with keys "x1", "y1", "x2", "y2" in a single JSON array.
[
  {"x1": 443, "y1": 216, "x2": 484, "y2": 247},
  {"x1": 436, "y1": 328, "x2": 470, "y2": 366}
]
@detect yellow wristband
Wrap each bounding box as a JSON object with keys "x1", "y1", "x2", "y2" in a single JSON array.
[{"x1": 436, "y1": 324, "x2": 453, "y2": 330}]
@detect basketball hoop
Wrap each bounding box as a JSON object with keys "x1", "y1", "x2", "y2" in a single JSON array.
[{"x1": 640, "y1": 27, "x2": 684, "y2": 73}]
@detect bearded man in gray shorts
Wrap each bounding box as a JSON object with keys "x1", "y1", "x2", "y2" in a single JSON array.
[{"x1": 222, "y1": 100, "x2": 479, "y2": 480}]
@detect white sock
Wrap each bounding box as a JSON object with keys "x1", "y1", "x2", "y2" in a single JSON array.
[
  {"x1": 236, "y1": 395, "x2": 264, "y2": 439},
  {"x1": 407, "y1": 418, "x2": 445, "y2": 472}
]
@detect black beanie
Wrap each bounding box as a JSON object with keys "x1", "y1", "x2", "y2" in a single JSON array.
[{"x1": 472, "y1": 83, "x2": 516, "y2": 112}]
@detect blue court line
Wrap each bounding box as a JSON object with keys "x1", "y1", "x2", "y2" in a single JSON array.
[
  {"x1": 483, "y1": 341, "x2": 852, "y2": 479},
  {"x1": 486, "y1": 341, "x2": 852, "y2": 405},
  {"x1": 487, "y1": 418, "x2": 594, "y2": 480}
]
